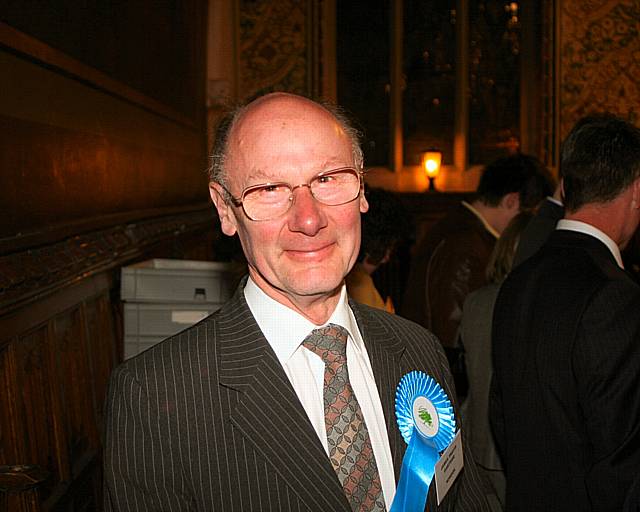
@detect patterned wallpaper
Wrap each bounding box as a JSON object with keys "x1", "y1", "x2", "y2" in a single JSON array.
[
  {"x1": 560, "y1": 0, "x2": 640, "y2": 139},
  {"x1": 238, "y1": 0, "x2": 310, "y2": 101},
  {"x1": 234, "y1": 0, "x2": 640, "y2": 168}
]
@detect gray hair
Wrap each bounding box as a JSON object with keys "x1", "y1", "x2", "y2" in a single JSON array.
[{"x1": 207, "y1": 96, "x2": 364, "y2": 190}]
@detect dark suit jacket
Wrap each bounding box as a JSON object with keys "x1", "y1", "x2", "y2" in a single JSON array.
[
  {"x1": 104, "y1": 279, "x2": 490, "y2": 511},
  {"x1": 491, "y1": 230, "x2": 640, "y2": 511},
  {"x1": 512, "y1": 198, "x2": 564, "y2": 267}
]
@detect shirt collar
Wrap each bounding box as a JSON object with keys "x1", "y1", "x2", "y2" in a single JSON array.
[
  {"x1": 546, "y1": 195, "x2": 563, "y2": 207},
  {"x1": 556, "y1": 219, "x2": 624, "y2": 268},
  {"x1": 462, "y1": 200, "x2": 500, "y2": 239},
  {"x1": 243, "y1": 276, "x2": 363, "y2": 366}
]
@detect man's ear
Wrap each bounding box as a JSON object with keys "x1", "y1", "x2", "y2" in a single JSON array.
[
  {"x1": 632, "y1": 177, "x2": 640, "y2": 210},
  {"x1": 209, "y1": 182, "x2": 239, "y2": 236},
  {"x1": 359, "y1": 190, "x2": 369, "y2": 213},
  {"x1": 501, "y1": 191, "x2": 520, "y2": 211}
]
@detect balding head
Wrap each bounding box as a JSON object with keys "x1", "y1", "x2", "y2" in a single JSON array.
[{"x1": 209, "y1": 93, "x2": 363, "y2": 188}]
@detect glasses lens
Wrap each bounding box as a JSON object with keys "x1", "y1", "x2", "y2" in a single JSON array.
[
  {"x1": 242, "y1": 183, "x2": 292, "y2": 221},
  {"x1": 311, "y1": 168, "x2": 361, "y2": 206}
]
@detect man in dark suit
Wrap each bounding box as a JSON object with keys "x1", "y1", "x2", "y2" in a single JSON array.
[
  {"x1": 491, "y1": 113, "x2": 640, "y2": 511},
  {"x1": 104, "y1": 93, "x2": 490, "y2": 511}
]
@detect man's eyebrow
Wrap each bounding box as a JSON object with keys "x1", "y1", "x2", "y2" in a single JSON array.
[{"x1": 245, "y1": 163, "x2": 354, "y2": 184}]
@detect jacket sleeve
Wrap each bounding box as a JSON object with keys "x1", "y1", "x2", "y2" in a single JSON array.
[
  {"x1": 103, "y1": 363, "x2": 195, "y2": 512},
  {"x1": 427, "y1": 235, "x2": 491, "y2": 348}
]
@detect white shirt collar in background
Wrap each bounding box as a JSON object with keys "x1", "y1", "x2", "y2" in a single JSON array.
[
  {"x1": 556, "y1": 219, "x2": 624, "y2": 268},
  {"x1": 462, "y1": 200, "x2": 500, "y2": 239}
]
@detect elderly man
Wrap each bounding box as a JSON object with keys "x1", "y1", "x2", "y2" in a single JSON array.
[
  {"x1": 103, "y1": 93, "x2": 489, "y2": 511},
  {"x1": 491, "y1": 114, "x2": 640, "y2": 511}
]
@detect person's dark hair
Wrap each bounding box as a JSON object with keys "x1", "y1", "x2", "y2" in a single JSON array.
[
  {"x1": 208, "y1": 95, "x2": 364, "y2": 189},
  {"x1": 358, "y1": 187, "x2": 410, "y2": 266},
  {"x1": 560, "y1": 113, "x2": 640, "y2": 211},
  {"x1": 486, "y1": 210, "x2": 533, "y2": 284},
  {"x1": 476, "y1": 154, "x2": 554, "y2": 209}
]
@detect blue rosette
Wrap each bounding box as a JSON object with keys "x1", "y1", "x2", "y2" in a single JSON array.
[{"x1": 390, "y1": 371, "x2": 456, "y2": 512}]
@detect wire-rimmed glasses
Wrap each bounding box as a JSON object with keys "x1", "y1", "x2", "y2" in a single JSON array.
[{"x1": 218, "y1": 167, "x2": 364, "y2": 221}]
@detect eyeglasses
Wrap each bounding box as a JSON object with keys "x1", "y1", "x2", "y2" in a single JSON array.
[{"x1": 219, "y1": 167, "x2": 364, "y2": 221}]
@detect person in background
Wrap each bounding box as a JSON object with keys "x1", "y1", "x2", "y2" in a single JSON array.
[
  {"x1": 512, "y1": 180, "x2": 564, "y2": 267},
  {"x1": 458, "y1": 210, "x2": 533, "y2": 511},
  {"x1": 103, "y1": 92, "x2": 491, "y2": 511},
  {"x1": 491, "y1": 113, "x2": 640, "y2": 511},
  {"x1": 401, "y1": 154, "x2": 554, "y2": 396},
  {"x1": 346, "y1": 186, "x2": 409, "y2": 312}
]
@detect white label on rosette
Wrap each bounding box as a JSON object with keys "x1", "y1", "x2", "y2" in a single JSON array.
[{"x1": 435, "y1": 430, "x2": 464, "y2": 505}]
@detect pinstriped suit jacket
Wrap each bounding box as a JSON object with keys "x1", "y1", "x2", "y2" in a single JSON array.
[{"x1": 104, "y1": 279, "x2": 490, "y2": 511}]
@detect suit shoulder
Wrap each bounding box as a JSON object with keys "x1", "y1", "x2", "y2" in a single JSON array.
[{"x1": 116, "y1": 312, "x2": 219, "y2": 382}]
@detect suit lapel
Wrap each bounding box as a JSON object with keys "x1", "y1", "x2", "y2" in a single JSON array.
[
  {"x1": 217, "y1": 285, "x2": 350, "y2": 511},
  {"x1": 350, "y1": 301, "x2": 407, "y2": 479}
]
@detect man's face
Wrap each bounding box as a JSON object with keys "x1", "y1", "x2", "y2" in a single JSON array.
[{"x1": 210, "y1": 94, "x2": 369, "y2": 309}]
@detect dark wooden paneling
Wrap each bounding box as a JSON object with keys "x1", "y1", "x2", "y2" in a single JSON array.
[
  {"x1": 2, "y1": 1, "x2": 206, "y2": 121},
  {"x1": 0, "y1": 5, "x2": 207, "y2": 241},
  {"x1": 0, "y1": 114, "x2": 207, "y2": 237},
  {"x1": 84, "y1": 296, "x2": 118, "y2": 436},
  {"x1": 53, "y1": 309, "x2": 100, "y2": 476},
  {"x1": 0, "y1": 208, "x2": 216, "y2": 316},
  {"x1": 0, "y1": 345, "x2": 18, "y2": 465},
  {"x1": 0, "y1": 207, "x2": 222, "y2": 510},
  {"x1": 1, "y1": 278, "x2": 117, "y2": 511},
  {"x1": 13, "y1": 326, "x2": 66, "y2": 501}
]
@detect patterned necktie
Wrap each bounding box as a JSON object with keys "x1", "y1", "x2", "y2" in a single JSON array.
[{"x1": 302, "y1": 324, "x2": 386, "y2": 512}]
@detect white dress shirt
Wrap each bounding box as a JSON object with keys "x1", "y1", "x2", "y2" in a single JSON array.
[
  {"x1": 557, "y1": 219, "x2": 624, "y2": 268},
  {"x1": 244, "y1": 277, "x2": 396, "y2": 508}
]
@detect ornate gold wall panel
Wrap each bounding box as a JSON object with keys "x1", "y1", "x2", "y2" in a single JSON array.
[
  {"x1": 560, "y1": 0, "x2": 640, "y2": 139},
  {"x1": 238, "y1": 0, "x2": 312, "y2": 100}
]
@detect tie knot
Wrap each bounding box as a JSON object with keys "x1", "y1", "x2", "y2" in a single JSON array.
[{"x1": 302, "y1": 323, "x2": 349, "y2": 364}]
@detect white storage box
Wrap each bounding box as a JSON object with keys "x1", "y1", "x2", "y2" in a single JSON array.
[
  {"x1": 123, "y1": 334, "x2": 165, "y2": 360},
  {"x1": 121, "y1": 259, "x2": 239, "y2": 359},
  {"x1": 121, "y1": 258, "x2": 236, "y2": 304},
  {"x1": 123, "y1": 302, "x2": 221, "y2": 359}
]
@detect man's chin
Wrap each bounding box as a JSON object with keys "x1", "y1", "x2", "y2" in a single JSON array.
[
  {"x1": 285, "y1": 274, "x2": 344, "y2": 298},
  {"x1": 251, "y1": 266, "x2": 345, "y2": 300}
]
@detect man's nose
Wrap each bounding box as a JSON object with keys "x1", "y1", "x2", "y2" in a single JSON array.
[{"x1": 287, "y1": 185, "x2": 327, "y2": 235}]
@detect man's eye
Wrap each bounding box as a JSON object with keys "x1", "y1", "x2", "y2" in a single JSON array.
[{"x1": 252, "y1": 184, "x2": 289, "y2": 199}]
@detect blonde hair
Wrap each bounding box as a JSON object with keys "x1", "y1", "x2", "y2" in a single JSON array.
[{"x1": 486, "y1": 210, "x2": 534, "y2": 284}]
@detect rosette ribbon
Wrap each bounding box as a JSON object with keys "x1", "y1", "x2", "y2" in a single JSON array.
[{"x1": 390, "y1": 371, "x2": 456, "y2": 512}]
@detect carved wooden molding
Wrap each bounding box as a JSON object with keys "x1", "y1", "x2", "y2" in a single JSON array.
[{"x1": 0, "y1": 207, "x2": 216, "y2": 316}]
